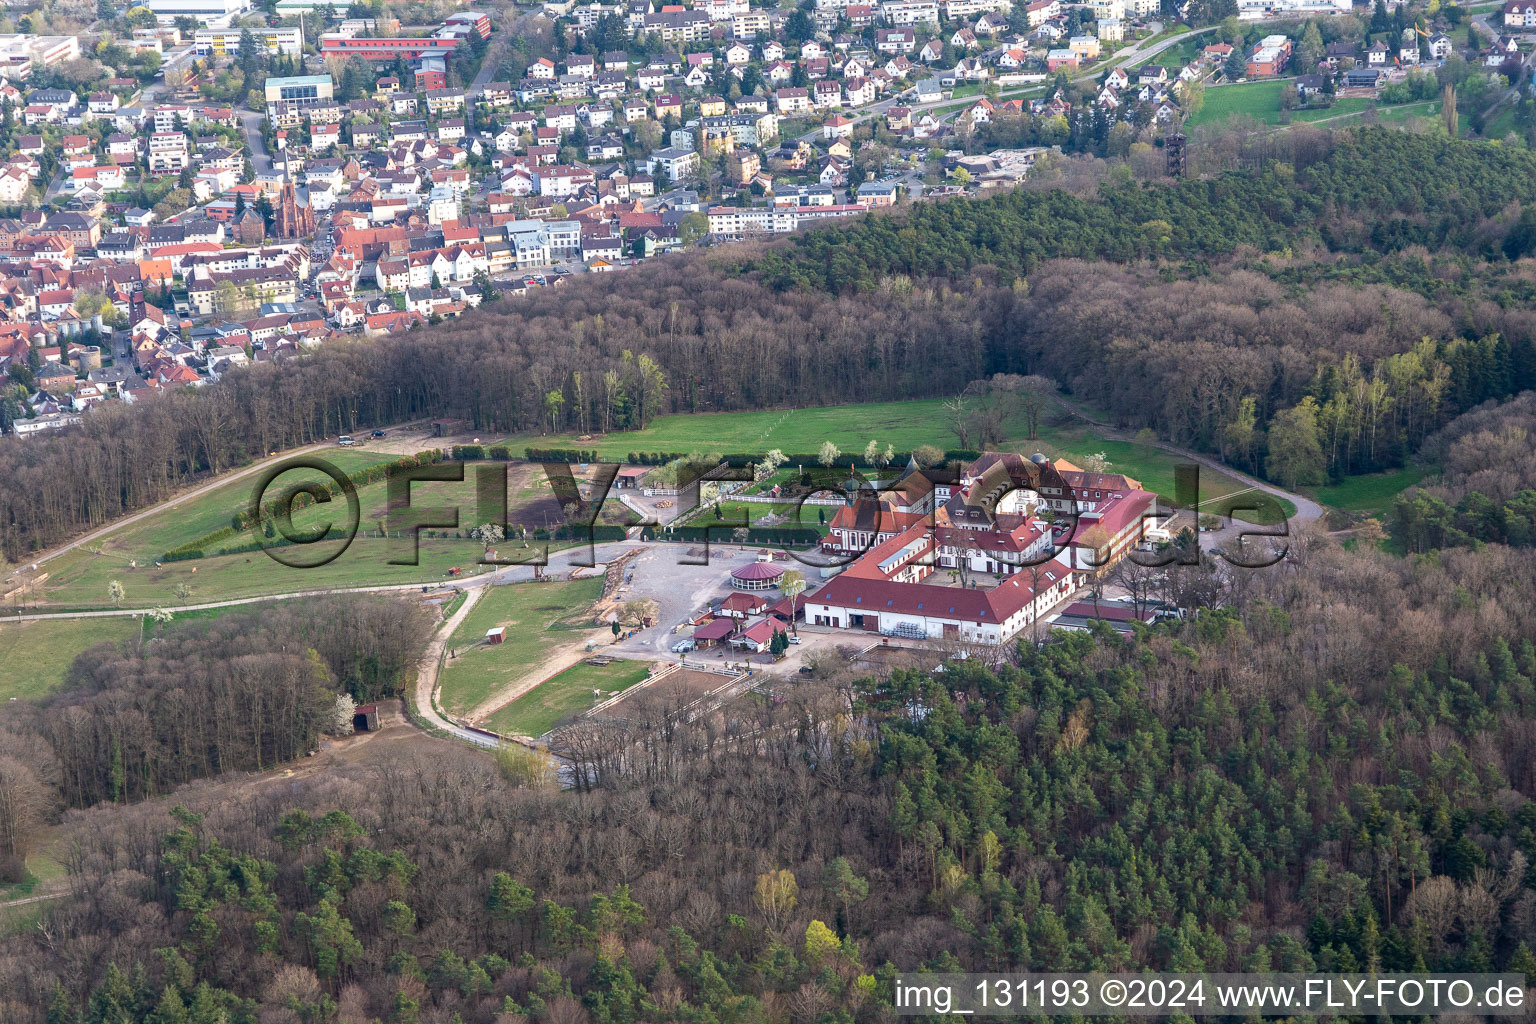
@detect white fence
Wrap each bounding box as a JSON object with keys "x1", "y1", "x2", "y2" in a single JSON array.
[{"x1": 726, "y1": 493, "x2": 847, "y2": 507}]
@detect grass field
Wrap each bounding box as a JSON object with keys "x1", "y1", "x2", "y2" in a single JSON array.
[
  {"x1": 683, "y1": 498, "x2": 836, "y2": 535},
  {"x1": 510, "y1": 399, "x2": 965, "y2": 459},
  {"x1": 32, "y1": 532, "x2": 505, "y2": 609},
  {"x1": 20, "y1": 456, "x2": 556, "y2": 609},
  {"x1": 438, "y1": 578, "x2": 604, "y2": 716},
  {"x1": 485, "y1": 658, "x2": 651, "y2": 737},
  {"x1": 1308, "y1": 467, "x2": 1424, "y2": 515},
  {"x1": 0, "y1": 617, "x2": 138, "y2": 700},
  {"x1": 1320, "y1": 99, "x2": 1443, "y2": 130},
  {"x1": 1189, "y1": 80, "x2": 1376, "y2": 128},
  {"x1": 0, "y1": 600, "x2": 335, "y2": 701}
]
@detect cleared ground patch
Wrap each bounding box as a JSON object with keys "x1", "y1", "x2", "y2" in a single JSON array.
[{"x1": 484, "y1": 658, "x2": 652, "y2": 737}]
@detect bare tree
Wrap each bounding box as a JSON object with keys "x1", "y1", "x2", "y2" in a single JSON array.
[
  {"x1": 1018, "y1": 375, "x2": 1056, "y2": 442},
  {"x1": 1110, "y1": 557, "x2": 1161, "y2": 622}
]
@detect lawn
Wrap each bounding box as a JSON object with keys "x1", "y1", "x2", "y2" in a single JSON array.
[
  {"x1": 438, "y1": 577, "x2": 605, "y2": 716},
  {"x1": 32, "y1": 532, "x2": 506, "y2": 610},
  {"x1": 1188, "y1": 79, "x2": 1288, "y2": 127},
  {"x1": 1288, "y1": 97, "x2": 1374, "y2": 123},
  {"x1": 20, "y1": 448, "x2": 394, "y2": 573},
  {"x1": 23, "y1": 455, "x2": 557, "y2": 609},
  {"x1": 0, "y1": 617, "x2": 138, "y2": 700},
  {"x1": 508, "y1": 399, "x2": 965, "y2": 459},
  {"x1": 1307, "y1": 466, "x2": 1424, "y2": 516},
  {"x1": 682, "y1": 499, "x2": 835, "y2": 536},
  {"x1": 1189, "y1": 82, "x2": 1372, "y2": 129},
  {"x1": 1191, "y1": 79, "x2": 1443, "y2": 131},
  {"x1": 484, "y1": 658, "x2": 652, "y2": 738},
  {"x1": 1133, "y1": 35, "x2": 1203, "y2": 70}
]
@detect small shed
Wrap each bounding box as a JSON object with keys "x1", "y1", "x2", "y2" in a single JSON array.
[
  {"x1": 353, "y1": 703, "x2": 380, "y2": 732},
  {"x1": 485, "y1": 626, "x2": 507, "y2": 644},
  {"x1": 614, "y1": 466, "x2": 649, "y2": 489},
  {"x1": 431, "y1": 417, "x2": 464, "y2": 437}
]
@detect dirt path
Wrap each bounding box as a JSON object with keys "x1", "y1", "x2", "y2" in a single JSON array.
[
  {"x1": 410, "y1": 585, "x2": 500, "y2": 747},
  {"x1": 10, "y1": 416, "x2": 490, "y2": 581},
  {"x1": 464, "y1": 628, "x2": 613, "y2": 725},
  {"x1": 17, "y1": 438, "x2": 329, "y2": 572}
]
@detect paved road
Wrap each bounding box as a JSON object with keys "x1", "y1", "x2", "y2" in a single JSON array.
[
  {"x1": 468, "y1": 13, "x2": 513, "y2": 97},
  {"x1": 1047, "y1": 393, "x2": 1325, "y2": 555},
  {"x1": 238, "y1": 107, "x2": 274, "y2": 177},
  {"x1": 7, "y1": 579, "x2": 471, "y2": 623}
]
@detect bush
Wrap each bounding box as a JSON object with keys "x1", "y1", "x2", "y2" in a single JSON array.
[{"x1": 523, "y1": 448, "x2": 599, "y2": 463}]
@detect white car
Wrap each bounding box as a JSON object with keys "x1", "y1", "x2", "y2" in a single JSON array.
[{"x1": 670, "y1": 639, "x2": 695, "y2": 653}]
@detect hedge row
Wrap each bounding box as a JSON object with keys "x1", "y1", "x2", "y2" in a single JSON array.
[
  {"x1": 228, "y1": 450, "x2": 447, "y2": 533},
  {"x1": 533, "y1": 524, "x2": 628, "y2": 542},
  {"x1": 717, "y1": 449, "x2": 982, "y2": 470},
  {"x1": 453, "y1": 445, "x2": 517, "y2": 460},
  {"x1": 523, "y1": 447, "x2": 599, "y2": 463},
  {"x1": 212, "y1": 525, "x2": 354, "y2": 558},
  {"x1": 625, "y1": 452, "x2": 690, "y2": 465},
  {"x1": 660, "y1": 525, "x2": 821, "y2": 546},
  {"x1": 162, "y1": 450, "x2": 447, "y2": 561},
  {"x1": 510, "y1": 448, "x2": 986, "y2": 469}
]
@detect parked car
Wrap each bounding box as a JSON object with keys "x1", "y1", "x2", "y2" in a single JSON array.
[
  {"x1": 370, "y1": 429, "x2": 387, "y2": 438},
  {"x1": 787, "y1": 635, "x2": 801, "y2": 644},
  {"x1": 670, "y1": 639, "x2": 695, "y2": 653},
  {"x1": 337, "y1": 435, "x2": 355, "y2": 446}
]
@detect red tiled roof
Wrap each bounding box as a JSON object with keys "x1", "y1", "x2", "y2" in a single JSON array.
[
  {"x1": 731, "y1": 561, "x2": 784, "y2": 581},
  {"x1": 693, "y1": 617, "x2": 736, "y2": 641}
]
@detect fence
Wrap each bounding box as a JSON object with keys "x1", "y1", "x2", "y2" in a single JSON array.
[{"x1": 725, "y1": 493, "x2": 846, "y2": 507}]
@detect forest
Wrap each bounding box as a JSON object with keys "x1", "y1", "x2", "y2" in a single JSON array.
[
  {"x1": 0, "y1": 595, "x2": 432, "y2": 875},
  {"x1": 0, "y1": 514, "x2": 1533, "y2": 1023},
  {"x1": 1389, "y1": 392, "x2": 1536, "y2": 550},
  {"x1": 7, "y1": 130, "x2": 1536, "y2": 558}
]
